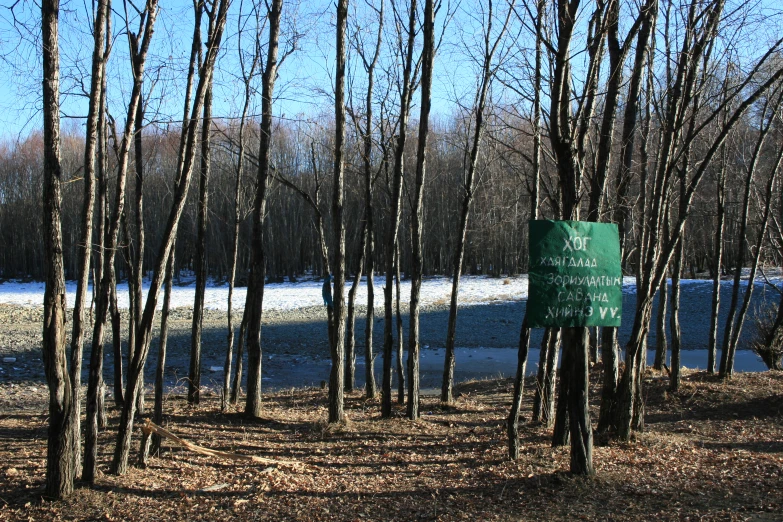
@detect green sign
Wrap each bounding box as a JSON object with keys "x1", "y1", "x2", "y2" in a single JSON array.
[{"x1": 527, "y1": 220, "x2": 622, "y2": 328}]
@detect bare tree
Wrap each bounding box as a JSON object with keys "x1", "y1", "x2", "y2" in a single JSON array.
[
  {"x1": 40, "y1": 0, "x2": 76, "y2": 498},
  {"x1": 244, "y1": 0, "x2": 283, "y2": 418},
  {"x1": 67, "y1": 0, "x2": 111, "y2": 480},
  {"x1": 189, "y1": 79, "x2": 215, "y2": 405},
  {"x1": 112, "y1": 0, "x2": 230, "y2": 474},
  {"x1": 406, "y1": 0, "x2": 435, "y2": 420},
  {"x1": 85, "y1": 0, "x2": 160, "y2": 483},
  {"x1": 348, "y1": 0, "x2": 385, "y2": 399},
  {"x1": 442, "y1": 0, "x2": 514, "y2": 406},
  {"x1": 223, "y1": 0, "x2": 263, "y2": 410},
  {"x1": 381, "y1": 0, "x2": 417, "y2": 418}
]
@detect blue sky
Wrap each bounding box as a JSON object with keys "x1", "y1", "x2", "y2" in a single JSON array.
[
  {"x1": 0, "y1": 0, "x2": 508, "y2": 142},
  {"x1": 1, "y1": 0, "x2": 781, "y2": 143}
]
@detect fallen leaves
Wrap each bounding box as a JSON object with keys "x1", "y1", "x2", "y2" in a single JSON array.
[{"x1": 0, "y1": 371, "x2": 782, "y2": 520}]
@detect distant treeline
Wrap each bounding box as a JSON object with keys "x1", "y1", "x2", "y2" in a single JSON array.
[{"x1": 0, "y1": 110, "x2": 774, "y2": 283}]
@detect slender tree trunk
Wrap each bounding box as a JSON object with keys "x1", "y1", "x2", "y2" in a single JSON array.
[
  {"x1": 223, "y1": 19, "x2": 258, "y2": 408},
  {"x1": 328, "y1": 0, "x2": 349, "y2": 423},
  {"x1": 708, "y1": 148, "x2": 726, "y2": 374},
  {"x1": 152, "y1": 249, "x2": 174, "y2": 455},
  {"x1": 395, "y1": 242, "x2": 405, "y2": 404},
  {"x1": 112, "y1": 0, "x2": 229, "y2": 474},
  {"x1": 360, "y1": 7, "x2": 382, "y2": 400},
  {"x1": 441, "y1": 0, "x2": 512, "y2": 406},
  {"x1": 670, "y1": 232, "x2": 683, "y2": 391},
  {"x1": 552, "y1": 340, "x2": 570, "y2": 447},
  {"x1": 110, "y1": 265, "x2": 123, "y2": 407},
  {"x1": 653, "y1": 272, "x2": 668, "y2": 370},
  {"x1": 345, "y1": 219, "x2": 367, "y2": 392},
  {"x1": 567, "y1": 328, "x2": 594, "y2": 474},
  {"x1": 541, "y1": 329, "x2": 560, "y2": 427},
  {"x1": 244, "y1": 0, "x2": 282, "y2": 418},
  {"x1": 131, "y1": 90, "x2": 146, "y2": 416},
  {"x1": 382, "y1": 0, "x2": 416, "y2": 419},
  {"x1": 407, "y1": 0, "x2": 435, "y2": 421},
  {"x1": 231, "y1": 308, "x2": 249, "y2": 405},
  {"x1": 67, "y1": 0, "x2": 109, "y2": 480},
  {"x1": 597, "y1": 325, "x2": 618, "y2": 432},
  {"x1": 532, "y1": 329, "x2": 550, "y2": 422},
  {"x1": 189, "y1": 83, "x2": 213, "y2": 405},
  {"x1": 507, "y1": 316, "x2": 531, "y2": 459}
]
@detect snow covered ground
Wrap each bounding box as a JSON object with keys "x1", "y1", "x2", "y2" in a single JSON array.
[
  {"x1": 0, "y1": 275, "x2": 532, "y2": 310},
  {"x1": 0, "y1": 274, "x2": 776, "y2": 311}
]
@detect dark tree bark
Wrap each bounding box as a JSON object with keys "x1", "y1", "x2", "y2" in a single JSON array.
[
  {"x1": 353, "y1": 0, "x2": 384, "y2": 400},
  {"x1": 406, "y1": 0, "x2": 435, "y2": 421},
  {"x1": 152, "y1": 249, "x2": 175, "y2": 455},
  {"x1": 230, "y1": 309, "x2": 249, "y2": 405},
  {"x1": 509, "y1": 0, "x2": 543, "y2": 461},
  {"x1": 382, "y1": 0, "x2": 417, "y2": 418},
  {"x1": 244, "y1": 0, "x2": 282, "y2": 418},
  {"x1": 708, "y1": 144, "x2": 727, "y2": 374},
  {"x1": 653, "y1": 270, "x2": 668, "y2": 371},
  {"x1": 395, "y1": 241, "x2": 405, "y2": 404},
  {"x1": 41, "y1": 0, "x2": 76, "y2": 497},
  {"x1": 223, "y1": 13, "x2": 259, "y2": 408},
  {"x1": 189, "y1": 82, "x2": 214, "y2": 405},
  {"x1": 345, "y1": 219, "x2": 367, "y2": 392},
  {"x1": 131, "y1": 91, "x2": 147, "y2": 416},
  {"x1": 67, "y1": 0, "x2": 110, "y2": 480},
  {"x1": 85, "y1": 0, "x2": 156, "y2": 484},
  {"x1": 112, "y1": 0, "x2": 229, "y2": 474}
]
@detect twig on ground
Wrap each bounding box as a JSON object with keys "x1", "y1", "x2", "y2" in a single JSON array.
[{"x1": 141, "y1": 419, "x2": 305, "y2": 470}]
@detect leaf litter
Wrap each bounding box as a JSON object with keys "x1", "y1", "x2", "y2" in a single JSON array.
[{"x1": 0, "y1": 370, "x2": 781, "y2": 520}]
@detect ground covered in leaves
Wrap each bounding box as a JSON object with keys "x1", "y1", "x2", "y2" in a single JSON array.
[{"x1": 1, "y1": 370, "x2": 782, "y2": 521}]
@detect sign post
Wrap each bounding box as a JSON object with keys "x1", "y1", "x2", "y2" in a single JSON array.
[{"x1": 527, "y1": 220, "x2": 623, "y2": 328}]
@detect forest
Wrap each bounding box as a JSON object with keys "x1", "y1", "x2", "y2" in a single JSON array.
[{"x1": 2, "y1": 0, "x2": 783, "y2": 518}]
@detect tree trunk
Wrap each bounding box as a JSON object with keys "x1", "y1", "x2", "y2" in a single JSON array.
[
  {"x1": 67, "y1": 0, "x2": 109, "y2": 480},
  {"x1": 653, "y1": 273, "x2": 668, "y2": 371},
  {"x1": 382, "y1": 0, "x2": 416, "y2": 419},
  {"x1": 244, "y1": 0, "x2": 282, "y2": 418},
  {"x1": 551, "y1": 340, "x2": 570, "y2": 447},
  {"x1": 507, "y1": 316, "x2": 531, "y2": 459},
  {"x1": 345, "y1": 219, "x2": 367, "y2": 392},
  {"x1": 41, "y1": 0, "x2": 76, "y2": 497},
  {"x1": 231, "y1": 308, "x2": 249, "y2": 405},
  {"x1": 670, "y1": 231, "x2": 683, "y2": 391},
  {"x1": 151, "y1": 249, "x2": 175, "y2": 456},
  {"x1": 567, "y1": 328, "x2": 594, "y2": 475},
  {"x1": 328, "y1": 0, "x2": 349, "y2": 423},
  {"x1": 395, "y1": 242, "x2": 405, "y2": 404},
  {"x1": 189, "y1": 83, "x2": 213, "y2": 405},
  {"x1": 708, "y1": 148, "x2": 726, "y2": 374},
  {"x1": 532, "y1": 328, "x2": 551, "y2": 423},
  {"x1": 112, "y1": 0, "x2": 229, "y2": 474},
  {"x1": 407, "y1": 0, "x2": 435, "y2": 421},
  {"x1": 597, "y1": 325, "x2": 618, "y2": 433}
]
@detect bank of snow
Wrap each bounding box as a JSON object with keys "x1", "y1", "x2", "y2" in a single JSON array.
[{"x1": 0, "y1": 275, "x2": 532, "y2": 311}]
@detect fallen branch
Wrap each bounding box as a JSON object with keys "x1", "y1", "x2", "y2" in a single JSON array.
[{"x1": 141, "y1": 419, "x2": 304, "y2": 469}]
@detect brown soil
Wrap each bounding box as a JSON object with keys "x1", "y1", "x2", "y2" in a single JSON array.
[{"x1": 1, "y1": 370, "x2": 782, "y2": 521}]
